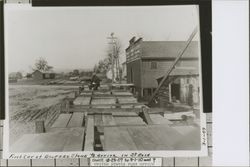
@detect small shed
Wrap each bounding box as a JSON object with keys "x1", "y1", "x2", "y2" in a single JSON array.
[
  {"x1": 32, "y1": 70, "x2": 56, "y2": 80},
  {"x1": 32, "y1": 70, "x2": 44, "y2": 80},
  {"x1": 43, "y1": 72, "x2": 56, "y2": 79}
]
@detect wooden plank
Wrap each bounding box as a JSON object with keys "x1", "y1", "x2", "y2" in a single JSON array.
[
  {"x1": 68, "y1": 103, "x2": 145, "y2": 111},
  {"x1": 84, "y1": 115, "x2": 94, "y2": 151},
  {"x1": 112, "y1": 91, "x2": 133, "y2": 96},
  {"x1": 150, "y1": 114, "x2": 173, "y2": 125},
  {"x1": 94, "y1": 114, "x2": 103, "y2": 126},
  {"x1": 93, "y1": 96, "x2": 115, "y2": 99},
  {"x1": 127, "y1": 127, "x2": 159, "y2": 150},
  {"x1": 10, "y1": 128, "x2": 85, "y2": 152},
  {"x1": 134, "y1": 104, "x2": 146, "y2": 108},
  {"x1": 127, "y1": 125, "x2": 183, "y2": 150},
  {"x1": 98, "y1": 124, "x2": 146, "y2": 128},
  {"x1": 51, "y1": 113, "x2": 72, "y2": 128},
  {"x1": 35, "y1": 121, "x2": 45, "y2": 133},
  {"x1": 92, "y1": 105, "x2": 114, "y2": 109},
  {"x1": 117, "y1": 97, "x2": 137, "y2": 104},
  {"x1": 94, "y1": 114, "x2": 103, "y2": 133},
  {"x1": 172, "y1": 126, "x2": 196, "y2": 135},
  {"x1": 172, "y1": 126, "x2": 201, "y2": 150},
  {"x1": 114, "y1": 117, "x2": 146, "y2": 125},
  {"x1": 91, "y1": 98, "x2": 116, "y2": 105},
  {"x1": 67, "y1": 112, "x2": 84, "y2": 128},
  {"x1": 100, "y1": 135, "x2": 105, "y2": 149},
  {"x1": 80, "y1": 91, "x2": 92, "y2": 96},
  {"x1": 112, "y1": 111, "x2": 138, "y2": 117},
  {"x1": 94, "y1": 114, "x2": 116, "y2": 133},
  {"x1": 93, "y1": 91, "x2": 111, "y2": 95},
  {"x1": 63, "y1": 128, "x2": 85, "y2": 151},
  {"x1": 148, "y1": 107, "x2": 171, "y2": 115},
  {"x1": 141, "y1": 109, "x2": 153, "y2": 125},
  {"x1": 102, "y1": 114, "x2": 116, "y2": 126},
  {"x1": 121, "y1": 104, "x2": 135, "y2": 108},
  {"x1": 103, "y1": 127, "x2": 137, "y2": 150},
  {"x1": 90, "y1": 108, "x2": 141, "y2": 113},
  {"x1": 164, "y1": 111, "x2": 195, "y2": 120},
  {"x1": 73, "y1": 96, "x2": 91, "y2": 105}
]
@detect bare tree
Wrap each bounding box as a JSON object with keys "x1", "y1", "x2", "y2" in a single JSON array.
[
  {"x1": 94, "y1": 36, "x2": 123, "y2": 82},
  {"x1": 33, "y1": 57, "x2": 53, "y2": 72},
  {"x1": 73, "y1": 69, "x2": 80, "y2": 76},
  {"x1": 93, "y1": 58, "x2": 110, "y2": 74}
]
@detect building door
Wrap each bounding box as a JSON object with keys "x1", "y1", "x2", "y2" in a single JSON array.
[{"x1": 171, "y1": 83, "x2": 180, "y2": 101}]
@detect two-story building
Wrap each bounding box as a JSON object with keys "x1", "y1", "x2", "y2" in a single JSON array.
[{"x1": 126, "y1": 37, "x2": 200, "y2": 104}]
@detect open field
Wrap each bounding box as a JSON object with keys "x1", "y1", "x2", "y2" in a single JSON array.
[
  {"x1": 9, "y1": 85, "x2": 78, "y2": 145},
  {"x1": 9, "y1": 78, "x2": 82, "y2": 86}
]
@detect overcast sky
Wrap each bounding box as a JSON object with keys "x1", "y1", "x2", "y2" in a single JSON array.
[{"x1": 5, "y1": 4, "x2": 199, "y2": 73}]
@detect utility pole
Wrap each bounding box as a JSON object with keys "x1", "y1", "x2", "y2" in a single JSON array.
[{"x1": 107, "y1": 32, "x2": 117, "y2": 84}]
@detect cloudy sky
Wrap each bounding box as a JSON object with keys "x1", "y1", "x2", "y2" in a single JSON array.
[{"x1": 5, "y1": 4, "x2": 199, "y2": 73}]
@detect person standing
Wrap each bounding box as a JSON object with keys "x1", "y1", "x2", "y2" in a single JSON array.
[{"x1": 90, "y1": 73, "x2": 101, "y2": 90}]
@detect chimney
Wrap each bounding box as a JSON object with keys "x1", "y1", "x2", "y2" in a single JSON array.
[{"x1": 129, "y1": 36, "x2": 136, "y2": 45}]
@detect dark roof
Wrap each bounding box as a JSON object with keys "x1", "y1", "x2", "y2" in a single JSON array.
[
  {"x1": 32, "y1": 70, "x2": 55, "y2": 74},
  {"x1": 125, "y1": 38, "x2": 143, "y2": 51},
  {"x1": 32, "y1": 70, "x2": 42, "y2": 74},
  {"x1": 141, "y1": 41, "x2": 198, "y2": 58}
]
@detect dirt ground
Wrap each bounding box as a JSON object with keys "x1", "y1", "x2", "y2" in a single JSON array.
[{"x1": 8, "y1": 85, "x2": 78, "y2": 145}]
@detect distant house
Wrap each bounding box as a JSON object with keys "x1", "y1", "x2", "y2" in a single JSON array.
[
  {"x1": 9, "y1": 72, "x2": 22, "y2": 83},
  {"x1": 32, "y1": 70, "x2": 56, "y2": 80},
  {"x1": 26, "y1": 73, "x2": 32, "y2": 78}
]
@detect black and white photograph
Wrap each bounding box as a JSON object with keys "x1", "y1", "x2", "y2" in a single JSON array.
[{"x1": 3, "y1": 4, "x2": 207, "y2": 158}]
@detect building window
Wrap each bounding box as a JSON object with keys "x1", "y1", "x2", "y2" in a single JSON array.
[{"x1": 151, "y1": 61, "x2": 157, "y2": 69}]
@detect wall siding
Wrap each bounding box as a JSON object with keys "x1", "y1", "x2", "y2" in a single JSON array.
[{"x1": 127, "y1": 59, "x2": 142, "y2": 96}]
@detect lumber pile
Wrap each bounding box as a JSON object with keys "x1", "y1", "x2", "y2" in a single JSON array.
[{"x1": 73, "y1": 96, "x2": 91, "y2": 105}]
